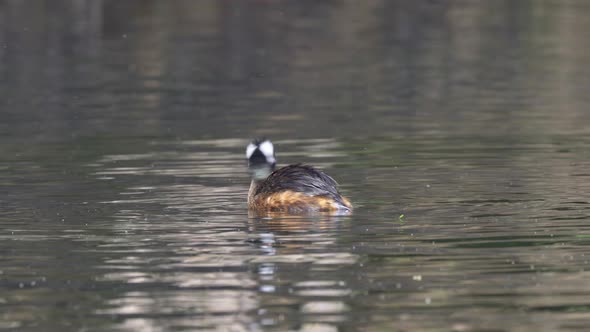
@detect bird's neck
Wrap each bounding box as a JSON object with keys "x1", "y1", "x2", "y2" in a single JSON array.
[{"x1": 248, "y1": 179, "x2": 262, "y2": 207}]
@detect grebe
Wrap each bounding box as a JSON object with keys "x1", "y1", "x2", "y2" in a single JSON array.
[{"x1": 246, "y1": 139, "x2": 352, "y2": 213}]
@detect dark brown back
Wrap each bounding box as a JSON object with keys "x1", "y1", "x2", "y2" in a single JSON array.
[{"x1": 255, "y1": 164, "x2": 347, "y2": 206}]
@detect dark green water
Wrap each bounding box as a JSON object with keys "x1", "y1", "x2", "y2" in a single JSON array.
[{"x1": 2, "y1": 1, "x2": 590, "y2": 331}]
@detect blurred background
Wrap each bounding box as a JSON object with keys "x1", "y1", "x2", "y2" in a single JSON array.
[
  {"x1": 3, "y1": 0, "x2": 589, "y2": 143},
  {"x1": 1, "y1": 1, "x2": 590, "y2": 331}
]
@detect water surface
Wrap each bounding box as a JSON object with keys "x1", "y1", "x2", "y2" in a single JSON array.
[{"x1": 1, "y1": 1, "x2": 590, "y2": 331}]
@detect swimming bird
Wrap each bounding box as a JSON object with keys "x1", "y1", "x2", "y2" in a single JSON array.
[{"x1": 246, "y1": 139, "x2": 352, "y2": 214}]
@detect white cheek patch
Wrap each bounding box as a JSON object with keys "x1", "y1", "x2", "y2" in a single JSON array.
[
  {"x1": 246, "y1": 143, "x2": 257, "y2": 159},
  {"x1": 258, "y1": 141, "x2": 275, "y2": 161}
]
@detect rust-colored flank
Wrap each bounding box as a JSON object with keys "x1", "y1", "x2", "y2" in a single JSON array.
[{"x1": 249, "y1": 190, "x2": 352, "y2": 213}]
